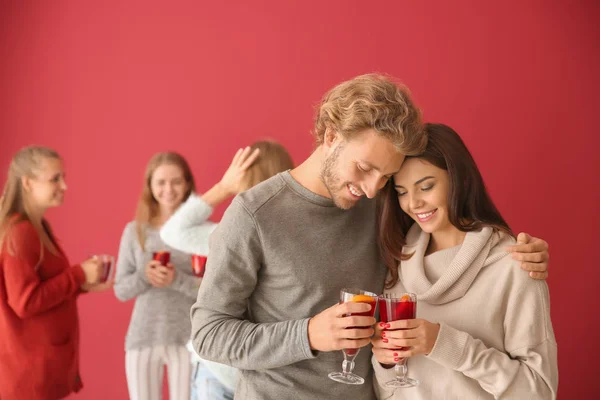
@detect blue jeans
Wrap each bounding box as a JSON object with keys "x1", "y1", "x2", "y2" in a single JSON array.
[{"x1": 191, "y1": 360, "x2": 234, "y2": 400}]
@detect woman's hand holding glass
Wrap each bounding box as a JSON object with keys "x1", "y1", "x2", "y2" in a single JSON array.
[{"x1": 372, "y1": 318, "x2": 440, "y2": 364}]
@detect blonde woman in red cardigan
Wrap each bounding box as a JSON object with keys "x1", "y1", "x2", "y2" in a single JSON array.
[{"x1": 0, "y1": 146, "x2": 113, "y2": 400}]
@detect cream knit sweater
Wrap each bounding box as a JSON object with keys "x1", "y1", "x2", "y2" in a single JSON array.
[{"x1": 373, "y1": 225, "x2": 558, "y2": 399}]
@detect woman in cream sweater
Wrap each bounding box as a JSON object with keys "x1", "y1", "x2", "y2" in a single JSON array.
[{"x1": 372, "y1": 123, "x2": 558, "y2": 399}]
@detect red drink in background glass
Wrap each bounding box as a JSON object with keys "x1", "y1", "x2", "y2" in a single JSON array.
[
  {"x1": 191, "y1": 254, "x2": 207, "y2": 277},
  {"x1": 92, "y1": 254, "x2": 115, "y2": 283},
  {"x1": 153, "y1": 251, "x2": 171, "y2": 267}
]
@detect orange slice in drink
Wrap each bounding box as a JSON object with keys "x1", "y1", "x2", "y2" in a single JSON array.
[
  {"x1": 400, "y1": 294, "x2": 412, "y2": 302},
  {"x1": 351, "y1": 294, "x2": 375, "y2": 303}
]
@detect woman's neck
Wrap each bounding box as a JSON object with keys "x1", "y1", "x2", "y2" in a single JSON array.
[
  {"x1": 150, "y1": 205, "x2": 176, "y2": 227},
  {"x1": 427, "y1": 225, "x2": 466, "y2": 255},
  {"x1": 26, "y1": 204, "x2": 46, "y2": 225}
]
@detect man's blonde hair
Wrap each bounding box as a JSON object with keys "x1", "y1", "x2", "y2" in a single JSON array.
[{"x1": 313, "y1": 73, "x2": 426, "y2": 155}]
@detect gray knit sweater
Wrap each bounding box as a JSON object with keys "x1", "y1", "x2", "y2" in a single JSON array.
[
  {"x1": 114, "y1": 221, "x2": 201, "y2": 351},
  {"x1": 191, "y1": 172, "x2": 387, "y2": 400}
]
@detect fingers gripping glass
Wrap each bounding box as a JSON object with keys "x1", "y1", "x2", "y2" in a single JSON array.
[
  {"x1": 378, "y1": 293, "x2": 419, "y2": 388},
  {"x1": 328, "y1": 288, "x2": 377, "y2": 385}
]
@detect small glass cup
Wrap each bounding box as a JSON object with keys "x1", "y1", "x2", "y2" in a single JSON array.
[
  {"x1": 92, "y1": 254, "x2": 115, "y2": 282},
  {"x1": 191, "y1": 254, "x2": 207, "y2": 277},
  {"x1": 152, "y1": 251, "x2": 171, "y2": 267}
]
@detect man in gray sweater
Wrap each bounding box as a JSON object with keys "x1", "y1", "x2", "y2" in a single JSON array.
[
  {"x1": 190, "y1": 74, "x2": 549, "y2": 399},
  {"x1": 190, "y1": 74, "x2": 425, "y2": 399}
]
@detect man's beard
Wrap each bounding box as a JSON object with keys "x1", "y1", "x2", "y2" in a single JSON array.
[{"x1": 319, "y1": 143, "x2": 357, "y2": 210}]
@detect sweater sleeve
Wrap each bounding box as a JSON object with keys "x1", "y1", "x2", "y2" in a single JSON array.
[
  {"x1": 190, "y1": 197, "x2": 315, "y2": 370},
  {"x1": 171, "y1": 269, "x2": 201, "y2": 300},
  {"x1": 2, "y1": 222, "x2": 86, "y2": 319},
  {"x1": 426, "y1": 279, "x2": 558, "y2": 399},
  {"x1": 160, "y1": 194, "x2": 218, "y2": 256},
  {"x1": 371, "y1": 358, "x2": 396, "y2": 400},
  {"x1": 113, "y1": 222, "x2": 150, "y2": 301}
]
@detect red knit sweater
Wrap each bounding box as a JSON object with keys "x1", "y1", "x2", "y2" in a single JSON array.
[{"x1": 0, "y1": 219, "x2": 86, "y2": 400}]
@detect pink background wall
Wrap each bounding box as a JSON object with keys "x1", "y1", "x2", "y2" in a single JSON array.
[{"x1": 1, "y1": 1, "x2": 598, "y2": 398}]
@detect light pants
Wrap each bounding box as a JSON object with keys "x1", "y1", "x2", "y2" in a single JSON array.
[
  {"x1": 125, "y1": 345, "x2": 191, "y2": 400},
  {"x1": 191, "y1": 359, "x2": 234, "y2": 400}
]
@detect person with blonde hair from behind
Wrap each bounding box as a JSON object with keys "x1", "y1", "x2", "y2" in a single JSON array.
[
  {"x1": 0, "y1": 146, "x2": 112, "y2": 400},
  {"x1": 160, "y1": 140, "x2": 294, "y2": 400}
]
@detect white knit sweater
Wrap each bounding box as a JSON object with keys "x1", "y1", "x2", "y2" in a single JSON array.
[{"x1": 373, "y1": 225, "x2": 558, "y2": 399}]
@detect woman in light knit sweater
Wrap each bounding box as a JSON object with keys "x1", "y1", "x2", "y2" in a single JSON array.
[
  {"x1": 159, "y1": 141, "x2": 294, "y2": 399},
  {"x1": 114, "y1": 152, "x2": 202, "y2": 400},
  {"x1": 372, "y1": 123, "x2": 558, "y2": 399}
]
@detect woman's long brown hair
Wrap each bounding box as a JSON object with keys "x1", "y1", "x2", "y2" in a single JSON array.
[{"x1": 377, "y1": 123, "x2": 514, "y2": 288}]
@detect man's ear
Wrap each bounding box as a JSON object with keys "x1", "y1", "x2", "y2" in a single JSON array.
[{"x1": 323, "y1": 128, "x2": 339, "y2": 150}]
